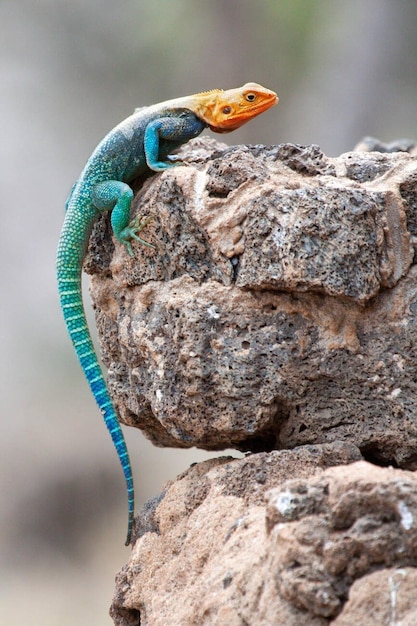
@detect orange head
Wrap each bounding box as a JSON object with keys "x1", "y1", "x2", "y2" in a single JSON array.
[{"x1": 191, "y1": 82, "x2": 278, "y2": 133}]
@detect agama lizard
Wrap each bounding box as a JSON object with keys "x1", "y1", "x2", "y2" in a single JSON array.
[{"x1": 56, "y1": 83, "x2": 278, "y2": 545}]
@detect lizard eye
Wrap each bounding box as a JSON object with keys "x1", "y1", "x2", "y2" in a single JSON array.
[
  {"x1": 222, "y1": 106, "x2": 232, "y2": 114},
  {"x1": 245, "y1": 93, "x2": 256, "y2": 102}
]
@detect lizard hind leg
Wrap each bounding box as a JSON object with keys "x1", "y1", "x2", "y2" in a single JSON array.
[{"x1": 92, "y1": 180, "x2": 155, "y2": 256}]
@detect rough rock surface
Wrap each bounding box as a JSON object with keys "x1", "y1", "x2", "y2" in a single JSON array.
[
  {"x1": 110, "y1": 452, "x2": 417, "y2": 625},
  {"x1": 87, "y1": 138, "x2": 417, "y2": 466},
  {"x1": 85, "y1": 138, "x2": 417, "y2": 623}
]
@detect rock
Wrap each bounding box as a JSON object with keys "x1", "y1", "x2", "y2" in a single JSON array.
[
  {"x1": 266, "y1": 461, "x2": 417, "y2": 620},
  {"x1": 87, "y1": 138, "x2": 417, "y2": 623},
  {"x1": 86, "y1": 139, "x2": 417, "y2": 467},
  {"x1": 332, "y1": 567, "x2": 417, "y2": 625},
  {"x1": 354, "y1": 135, "x2": 417, "y2": 154},
  {"x1": 110, "y1": 454, "x2": 417, "y2": 625}
]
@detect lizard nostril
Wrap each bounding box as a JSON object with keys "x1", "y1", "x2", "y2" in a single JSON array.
[{"x1": 222, "y1": 106, "x2": 232, "y2": 114}]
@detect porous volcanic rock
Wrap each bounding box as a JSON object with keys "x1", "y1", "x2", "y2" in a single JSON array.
[
  {"x1": 85, "y1": 138, "x2": 417, "y2": 624},
  {"x1": 87, "y1": 138, "x2": 417, "y2": 467},
  {"x1": 110, "y1": 453, "x2": 417, "y2": 625}
]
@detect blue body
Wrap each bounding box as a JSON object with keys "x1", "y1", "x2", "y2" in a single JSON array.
[{"x1": 57, "y1": 107, "x2": 206, "y2": 544}]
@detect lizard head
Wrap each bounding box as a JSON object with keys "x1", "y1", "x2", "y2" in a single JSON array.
[{"x1": 191, "y1": 82, "x2": 278, "y2": 133}]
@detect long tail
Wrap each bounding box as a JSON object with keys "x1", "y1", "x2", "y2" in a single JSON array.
[{"x1": 57, "y1": 242, "x2": 134, "y2": 545}]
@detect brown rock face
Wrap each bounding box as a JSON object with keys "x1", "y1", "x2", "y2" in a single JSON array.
[
  {"x1": 110, "y1": 453, "x2": 417, "y2": 625},
  {"x1": 87, "y1": 139, "x2": 417, "y2": 466},
  {"x1": 85, "y1": 138, "x2": 417, "y2": 624}
]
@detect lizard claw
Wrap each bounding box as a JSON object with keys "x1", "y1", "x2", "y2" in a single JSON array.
[
  {"x1": 118, "y1": 215, "x2": 156, "y2": 256},
  {"x1": 167, "y1": 155, "x2": 193, "y2": 167}
]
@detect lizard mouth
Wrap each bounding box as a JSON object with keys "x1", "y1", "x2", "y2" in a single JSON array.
[
  {"x1": 208, "y1": 94, "x2": 279, "y2": 133},
  {"x1": 208, "y1": 124, "x2": 238, "y2": 134}
]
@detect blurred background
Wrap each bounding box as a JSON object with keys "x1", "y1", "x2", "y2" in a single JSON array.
[{"x1": 1, "y1": 1, "x2": 416, "y2": 623}]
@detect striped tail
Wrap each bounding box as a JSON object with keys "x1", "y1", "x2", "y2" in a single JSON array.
[{"x1": 57, "y1": 269, "x2": 134, "y2": 546}]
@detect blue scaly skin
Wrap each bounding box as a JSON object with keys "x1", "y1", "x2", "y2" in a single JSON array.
[{"x1": 56, "y1": 84, "x2": 278, "y2": 545}]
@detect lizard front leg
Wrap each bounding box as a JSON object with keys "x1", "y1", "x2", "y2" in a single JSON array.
[
  {"x1": 92, "y1": 181, "x2": 155, "y2": 256},
  {"x1": 143, "y1": 113, "x2": 206, "y2": 171},
  {"x1": 92, "y1": 114, "x2": 205, "y2": 255}
]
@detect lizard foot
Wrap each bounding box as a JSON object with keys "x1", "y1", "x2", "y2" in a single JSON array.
[
  {"x1": 118, "y1": 215, "x2": 156, "y2": 256},
  {"x1": 166, "y1": 155, "x2": 184, "y2": 164}
]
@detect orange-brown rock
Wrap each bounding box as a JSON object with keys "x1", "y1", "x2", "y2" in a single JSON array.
[
  {"x1": 87, "y1": 138, "x2": 417, "y2": 466},
  {"x1": 110, "y1": 453, "x2": 417, "y2": 625},
  {"x1": 86, "y1": 138, "x2": 417, "y2": 624}
]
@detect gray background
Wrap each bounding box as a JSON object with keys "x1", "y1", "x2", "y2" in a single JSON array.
[{"x1": 1, "y1": 1, "x2": 416, "y2": 623}]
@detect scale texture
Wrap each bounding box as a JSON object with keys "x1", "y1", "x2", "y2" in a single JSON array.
[{"x1": 56, "y1": 84, "x2": 278, "y2": 544}]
